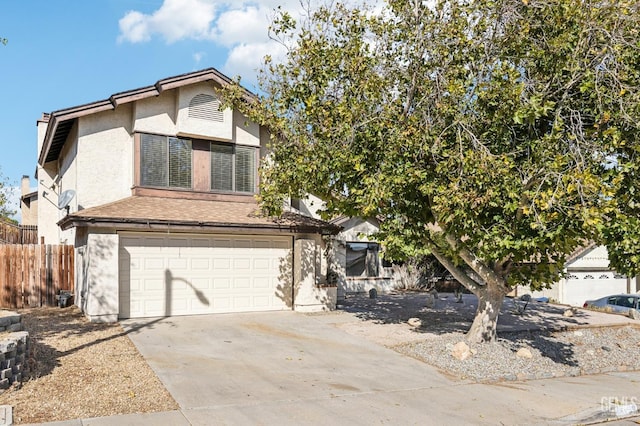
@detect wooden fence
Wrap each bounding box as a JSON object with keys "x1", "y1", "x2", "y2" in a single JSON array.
[
  {"x1": 0, "y1": 221, "x2": 38, "y2": 245},
  {"x1": 0, "y1": 244, "x2": 74, "y2": 309}
]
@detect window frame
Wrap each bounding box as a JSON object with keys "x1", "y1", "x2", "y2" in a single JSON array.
[
  {"x1": 210, "y1": 141, "x2": 257, "y2": 194},
  {"x1": 139, "y1": 133, "x2": 193, "y2": 190},
  {"x1": 345, "y1": 241, "x2": 380, "y2": 278}
]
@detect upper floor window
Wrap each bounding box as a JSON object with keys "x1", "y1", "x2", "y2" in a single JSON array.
[
  {"x1": 140, "y1": 134, "x2": 192, "y2": 189},
  {"x1": 211, "y1": 142, "x2": 256, "y2": 193}
]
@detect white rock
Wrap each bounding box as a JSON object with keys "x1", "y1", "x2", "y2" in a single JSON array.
[
  {"x1": 628, "y1": 309, "x2": 640, "y2": 320},
  {"x1": 563, "y1": 309, "x2": 574, "y2": 317},
  {"x1": 573, "y1": 330, "x2": 583, "y2": 336},
  {"x1": 516, "y1": 347, "x2": 533, "y2": 359},
  {"x1": 407, "y1": 317, "x2": 422, "y2": 327},
  {"x1": 451, "y1": 341, "x2": 472, "y2": 360}
]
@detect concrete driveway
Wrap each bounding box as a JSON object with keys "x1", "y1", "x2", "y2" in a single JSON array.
[{"x1": 123, "y1": 309, "x2": 640, "y2": 425}]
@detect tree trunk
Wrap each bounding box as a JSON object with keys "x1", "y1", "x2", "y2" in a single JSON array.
[{"x1": 466, "y1": 284, "x2": 507, "y2": 343}]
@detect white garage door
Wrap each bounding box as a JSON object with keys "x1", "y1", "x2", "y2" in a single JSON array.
[
  {"x1": 563, "y1": 271, "x2": 628, "y2": 307},
  {"x1": 118, "y1": 232, "x2": 293, "y2": 318}
]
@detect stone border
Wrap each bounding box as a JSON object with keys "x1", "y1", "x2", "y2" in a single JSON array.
[{"x1": 0, "y1": 311, "x2": 29, "y2": 391}]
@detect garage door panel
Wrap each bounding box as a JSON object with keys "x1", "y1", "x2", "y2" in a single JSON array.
[
  {"x1": 119, "y1": 233, "x2": 293, "y2": 318},
  {"x1": 144, "y1": 258, "x2": 165, "y2": 270},
  {"x1": 254, "y1": 277, "x2": 270, "y2": 289},
  {"x1": 191, "y1": 258, "x2": 211, "y2": 270},
  {"x1": 234, "y1": 258, "x2": 251, "y2": 269},
  {"x1": 252, "y1": 295, "x2": 270, "y2": 307},
  {"x1": 214, "y1": 258, "x2": 231, "y2": 269},
  {"x1": 253, "y1": 258, "x2": 270, "y2": 270},
  {"x1": 169, "y1": 258, "x2": 188, "y2": 270},
  {"x1": 234, "y1": 296, "x2": 251, "y2": 308},
  {"x1": 235, "y1": 278, "x2": 251, "y2": 289},
  {"x1": 130, "y1": 278, "x2": 141, "y2": 291},
  {"x1": 213, "y1": 238, "x2": 232, "y2": 248},
  {"x1": 168, "y1": 237, "x2": 189, "y2": 247},
  {"x1": 213, "y1": 278, "x2": 231, "y2": 289},
  {"x1": 234, "y1": 239, "x2": 252, "y2": 249},
  {"x1": 143, "y1": 278, "x2": 165, "y2": 291}
]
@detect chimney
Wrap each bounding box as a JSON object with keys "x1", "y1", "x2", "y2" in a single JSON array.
[{"x1": 21, "y1": 175, "x2": 30, "y2": 197}]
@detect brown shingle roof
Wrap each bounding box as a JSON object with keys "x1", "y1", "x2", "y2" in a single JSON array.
[{"x1": 58, "y1": 196, "x2": 341, "y2": 235}]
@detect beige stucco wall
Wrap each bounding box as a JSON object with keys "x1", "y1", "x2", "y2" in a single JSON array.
[
  {"x1": 293, "y1": 239, "x2": 336, "y2": 312},
  {"x1": 37, "y1": 161, "x2": 64, "y2": 244},
  {"x1": 38, "y1": 105, "x2": 134, "y2": 244},
  {"x1": 78, "y1": 232, "x2": 120, "y2": 322},
  {"x1": 233, "y1": 110, "x2": 260, "y2": 147},
  {"x1": 76, "y1": 105, "x2": 133, "y2": 209},
  {"x1": 176, "y1": 83, "x2": 233, "y2": 140},
  {"x1": 133, "y1": 90, "x2": 177, "y2": 135}
]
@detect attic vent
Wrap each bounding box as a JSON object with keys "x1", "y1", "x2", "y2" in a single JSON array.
[{"x1": 189, "y1": 94, "x2": 223, "y2": 122}]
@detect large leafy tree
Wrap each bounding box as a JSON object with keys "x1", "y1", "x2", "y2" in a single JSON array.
[{"x1": 225, "y1": 0, "x2": 640, "y2": 342}]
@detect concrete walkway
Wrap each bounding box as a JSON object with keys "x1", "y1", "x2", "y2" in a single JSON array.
[{"x1": 27, "y1": 297, "x2": 640, "y2": 425}]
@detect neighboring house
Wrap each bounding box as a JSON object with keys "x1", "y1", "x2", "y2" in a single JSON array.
[
  {"x1": 20, "y1": 175, "x2": 38, "y2": 226},
  {"x1": 36, "y1": 68, "x2": 340, "y2": 322},
  {"x1": 517, "y1": 244, "x2": 640, "y2": 307}
]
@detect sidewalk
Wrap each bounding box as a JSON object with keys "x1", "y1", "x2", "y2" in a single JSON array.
[{"x1": 25, "y1": 371, "x2": 640, "y2": 425}]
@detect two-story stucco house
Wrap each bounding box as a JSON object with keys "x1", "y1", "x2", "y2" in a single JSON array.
[{"x1": 36, "y1": 68, "x2": 339, "y2": 322}]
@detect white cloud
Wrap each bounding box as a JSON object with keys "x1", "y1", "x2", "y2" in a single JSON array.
[
  {"x1": 222, "y1": 41, "x2": 287, "y2": 88},
  {"x1": 213, "y1": 6, "x2": 271, "y2": 47},
  {"x1": 193, "y1": 51, "x2": 206, "y2": 64},
  {"x1": 118, "y1": 0, "x2": 218, "y2": 44},
  {"x1": 116, "y1": 0, "x2": 378, "y2": 84}
]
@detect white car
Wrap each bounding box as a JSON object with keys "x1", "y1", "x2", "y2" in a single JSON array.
[{"x1": 583, "y1": 294, "x2": 640, "y2": 314}]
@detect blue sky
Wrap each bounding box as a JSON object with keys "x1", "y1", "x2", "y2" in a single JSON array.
[{"x1": 1, "y1": 0, "x2": 298, "y2": 220}]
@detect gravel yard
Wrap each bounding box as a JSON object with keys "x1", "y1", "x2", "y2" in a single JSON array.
[
  {"x1": 0, "y1": 307, "x2": 177, "y2": 425},
  {"x1": 338, "y1": 292, "x2": 640, "y2": 383},
  {"x1": 395, "y1": 326, "x2": 640, "y2": 382}
]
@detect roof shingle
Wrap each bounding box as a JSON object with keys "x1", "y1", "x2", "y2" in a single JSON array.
[{"x1": 58, "y1": 196, "x2": 340, "y2": 235}]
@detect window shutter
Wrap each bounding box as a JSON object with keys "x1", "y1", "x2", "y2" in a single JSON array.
[
  {"x1": 235, "y1": 146, "x2": 256, "y2": 193},
  {"x1": 168, "y1": 138, "x2": 192, "y2": 188},
  {"x1": 140, "y1": 134, "x2": 167, "y2": 187},
  {"x1": 211, "y1": 143, "x2": 233, "y2": 191}
]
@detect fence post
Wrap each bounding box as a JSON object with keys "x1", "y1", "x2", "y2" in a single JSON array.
[
  {"x1": 39, "y1": 244, "x2": 46, "y2": 307},
  {"x1": 0, "y1": 246, "x2": 6, "y2": 307}
]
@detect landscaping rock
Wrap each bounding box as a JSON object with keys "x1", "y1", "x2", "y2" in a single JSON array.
[
  {"x1": 516, "y1": 348, "x2": 533, "y2": 359},
  {"x1": 425, "y1": 294, "x2": 436, "y2": 308},
  {"x1": 628, "y1": 309, "x2": 640, "y2": 320},
  {"x1": 451, "y1": 341, "x2": 472, "y2": 360},
  {"x1": 563, "y1": 309, "x2": 574, "y2": 317},
  {"x1": 407, "y1": 318, "x2": 422, "y2": 328}
]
